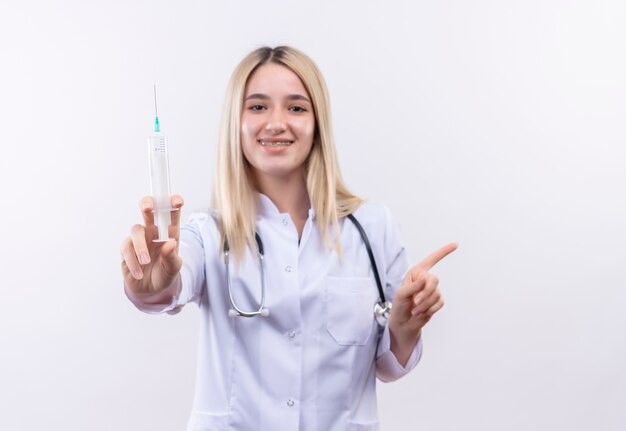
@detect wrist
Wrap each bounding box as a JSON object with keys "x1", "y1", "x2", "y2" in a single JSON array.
[
  {"x1": 125, "y1": 275, "x2": 181, "y2": 305},
  {"x1": 389, "y1": 324, "x2": 421, "y2": 367},
  {"x1": 390, "y1": 326, "x2": 421, "y2": 349}
]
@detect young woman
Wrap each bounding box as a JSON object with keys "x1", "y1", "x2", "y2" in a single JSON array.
[{"x1": 121, "y1": 46, "x2": 456, "y2": 431}]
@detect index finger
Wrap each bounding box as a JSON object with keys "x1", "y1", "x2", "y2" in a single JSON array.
[
  {"x1": 140, "y1": 196, "x2": 155, "y2": 227},
  {"x1": 415, "y1": 242, "x2": 458, "y2": 272},
  {"x1": 140, "y1": 195, "x2": 185, "y2": 228}
]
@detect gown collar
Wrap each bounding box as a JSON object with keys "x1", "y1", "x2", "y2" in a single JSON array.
[{"x1": 256, "y1": 192, "x2": 315, "y2": 220}]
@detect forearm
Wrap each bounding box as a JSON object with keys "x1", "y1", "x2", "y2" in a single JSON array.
[
  {"x1": 124, "y1": 275, "x2": 182, "y2": 313},
  {"x1": 376, "y1": 324, "x2": 423, "y2": 382},
  {"x1": 389, "y1": 327, "x2": 421, "y2": 367}
]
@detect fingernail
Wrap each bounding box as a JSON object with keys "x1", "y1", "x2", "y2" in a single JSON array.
[
  {"x1": 139, "y1": 252, "x2": 150, "y2": 265},
  {"x1": 133, "y1": 269, "x2": 143, "y2": 280},
  {"x1": 411, "y1": 308, "x2": 419, "y2": 316},
  {"x1": 142, "y1": 202, "x2": 151, "y2": 211}
]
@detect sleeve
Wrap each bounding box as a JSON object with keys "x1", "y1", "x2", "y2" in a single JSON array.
[
  {"x1": 375, "y1": 206, "x2": 423, "y2": 382},
  {"x1": 124, "y1": 212, "x2": 211, "y2": 315}
]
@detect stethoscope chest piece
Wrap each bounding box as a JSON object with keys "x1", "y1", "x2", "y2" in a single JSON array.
[{"x1": 374, "y1": 301, "x2": 392, "y2": 327}]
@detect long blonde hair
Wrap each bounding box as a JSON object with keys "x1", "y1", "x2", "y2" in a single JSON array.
[{"x1": 212, "y1": 46, "x2": 362, "y2": 258}]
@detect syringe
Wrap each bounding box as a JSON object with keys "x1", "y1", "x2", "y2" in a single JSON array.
[{"x1": 148, "y1": 85, "x2": 175, "y2": 242}]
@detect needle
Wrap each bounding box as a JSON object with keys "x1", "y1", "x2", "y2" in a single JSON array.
[{"x1": 153, "y1": 84, "x2": 160, "y2": 133}]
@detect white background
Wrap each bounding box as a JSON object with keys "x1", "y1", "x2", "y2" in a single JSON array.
[{"x1": 1, "y1": 1, "x2": 624, "y2": 430}]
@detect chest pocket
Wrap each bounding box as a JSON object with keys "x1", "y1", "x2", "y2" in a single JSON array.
[{"x1": 325, "y1": 276, "x2": 378, "y2": 346}]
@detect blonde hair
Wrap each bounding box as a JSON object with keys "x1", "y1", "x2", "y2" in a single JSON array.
[{"x1": 212, "y1": 46, "x2": 363, "y2": 258}]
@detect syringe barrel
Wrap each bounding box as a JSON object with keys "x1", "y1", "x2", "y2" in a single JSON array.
[{"x1": 148, "y1": 134, "x2": 172, "y2": 241}]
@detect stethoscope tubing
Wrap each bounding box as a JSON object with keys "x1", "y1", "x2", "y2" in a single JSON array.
[
  {"x1": 224, "y1": 214, "x2": 391, "y2": 324},
  {"x1": 224, "y1": 233, "x2": 270, "y2": 317}
]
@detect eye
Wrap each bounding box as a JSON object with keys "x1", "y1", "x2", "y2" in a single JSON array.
[
  {"x1": 289, "y1": 105, "x2": 306, "y2": 113},
  {"x1": 248, "y1": 104, "x2": 265, "y2": 111}
]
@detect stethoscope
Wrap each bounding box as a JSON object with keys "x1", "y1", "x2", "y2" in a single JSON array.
[{"x1": 223, "y1": 214, "x2": 393, "y2": 326}]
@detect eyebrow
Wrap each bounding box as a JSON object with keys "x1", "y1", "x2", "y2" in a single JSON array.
[{"x1": 244, "y1": 93, "x2": 311, "y2": 103}]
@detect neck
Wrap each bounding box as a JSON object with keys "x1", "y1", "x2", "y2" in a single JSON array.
[{"x1": 254, "y1": 171, "x2": 310, "y2": 227}]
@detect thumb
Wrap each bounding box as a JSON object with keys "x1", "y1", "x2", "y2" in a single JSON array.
[{"x1": 396, "y1": 272, "x2": 428, "y2": 300}]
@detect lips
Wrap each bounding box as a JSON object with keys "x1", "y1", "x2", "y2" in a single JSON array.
[{"x1": 258, "y1": 140, "x2": 294, "y2": 147}]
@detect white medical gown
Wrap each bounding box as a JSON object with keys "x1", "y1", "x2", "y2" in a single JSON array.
[{"x1": 126, "y1": 194, "x2": 422, "y2": 431}]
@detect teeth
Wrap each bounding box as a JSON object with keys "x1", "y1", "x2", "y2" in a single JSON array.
[{"x1": 259, "y1": 141, "x2": 292, "y2": 147}]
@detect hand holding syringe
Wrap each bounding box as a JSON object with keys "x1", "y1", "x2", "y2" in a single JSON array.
[{"x1": 120, "y1": 86, "x2": 184, "y2": 298}]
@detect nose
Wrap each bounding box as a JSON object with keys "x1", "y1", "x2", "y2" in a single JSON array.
[{"x1": 265, "y1": 110, "x2": 286, "y2": 133}]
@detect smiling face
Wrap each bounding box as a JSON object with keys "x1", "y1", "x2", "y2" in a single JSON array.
[{"x1": 241, "y1": 63, "x2": 316, "y2": 185}]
